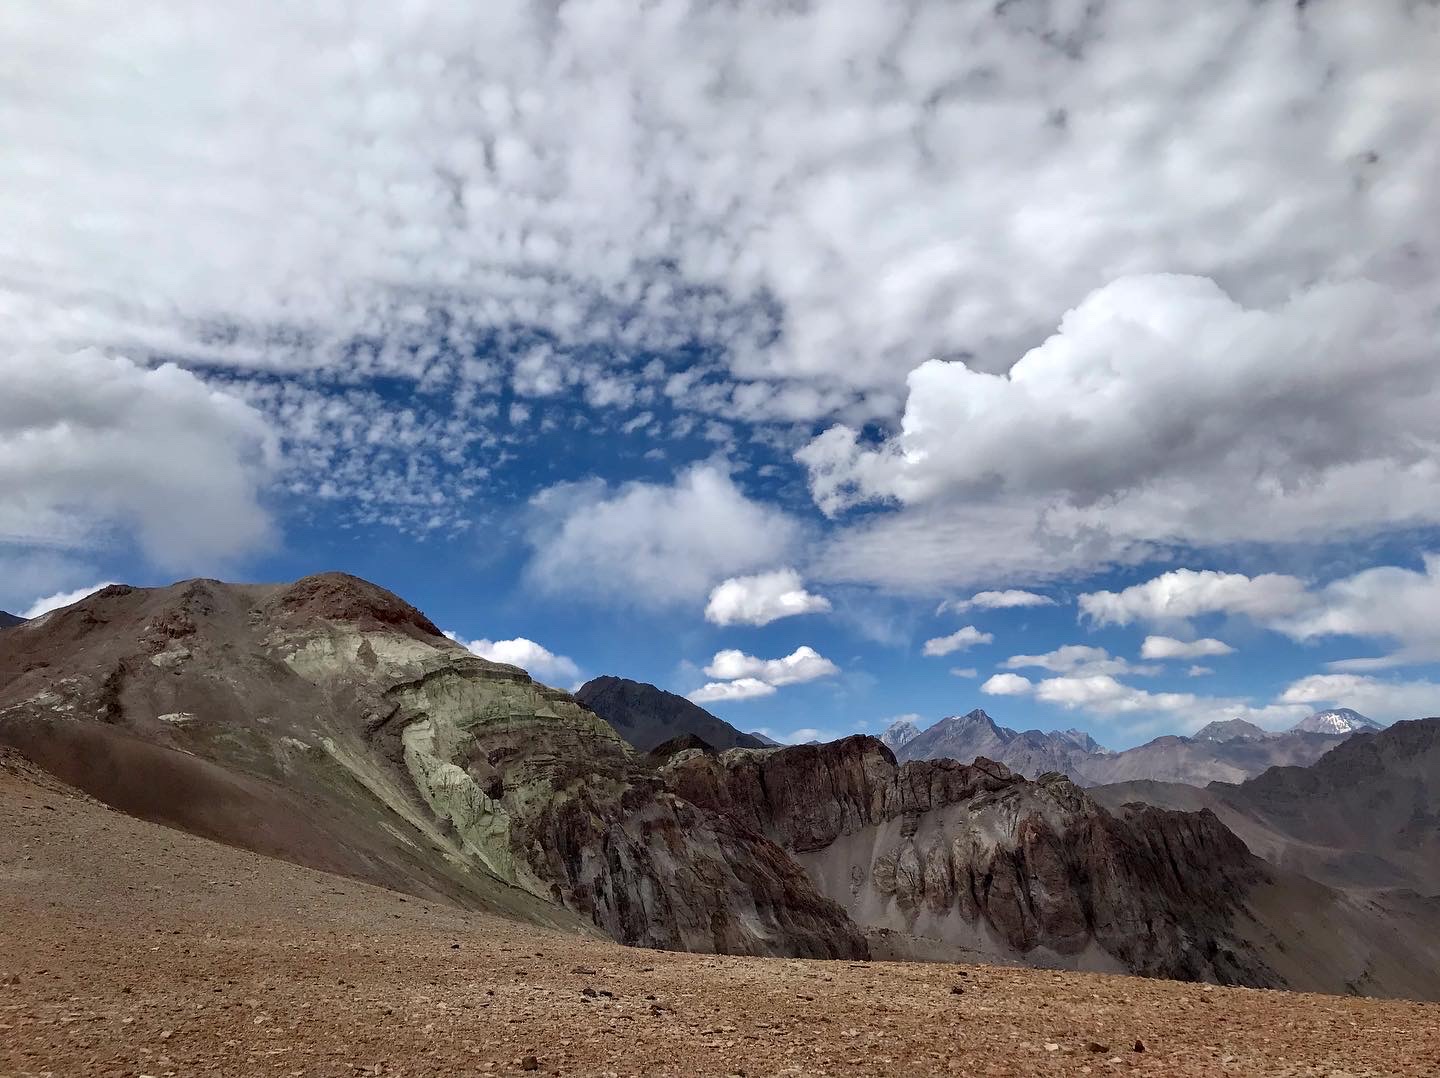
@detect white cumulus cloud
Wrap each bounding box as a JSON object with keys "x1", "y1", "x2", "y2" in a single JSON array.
[
  {"x1": 704, "y1": 568, "x2": 831, "y2": 627},
  {"x1": 936, "y1": 590, "x2": 1055, "y2": 615},
  {"x1": 20, "y1": 582, "x2": 120, "y2": 620},
  {"x1": 688, "y1": 678, "x2": 778, "y2": 704},
  {"x1": 446, "y1": 632, "x2": 581, "y2": 686},
  {"x1": 921, "y1": 626, "x2": 993, "y2": 657},
  {"x1": 981, "y1": 673, "x2": 1032, "y2": 697},
  {"x1": 1080, "y1": 569, "x2": 1310, "y2": 626},
  {"x1": 1140, "y1": 636, "x2": 1236, "y2": 660},
  {"x1": 1280, "y1": 673, "x2": 1440, "y2": 725},
  {"x1": 1003, "y1": 644, "x2": 1154, "y2": 677},
  {"x1": 703, "y1": 646, "x2": 839, "y2": 688},
  {"x1": 524, "y1": 465, "x2": 801, "y2": 607}
]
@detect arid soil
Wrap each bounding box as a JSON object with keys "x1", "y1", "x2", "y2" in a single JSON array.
[{"x1": 3, "y1": 755, "x2": 1438, "y2": 1078}]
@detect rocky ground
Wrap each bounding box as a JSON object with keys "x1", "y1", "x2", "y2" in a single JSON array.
[{"x1": 4, "y1": 754, "x2": 1439, "y2": 1077}]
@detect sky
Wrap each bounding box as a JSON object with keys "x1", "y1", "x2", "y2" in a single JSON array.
[{"x1": 3, "y1": 0, "x2": 1440, "y2": 748}]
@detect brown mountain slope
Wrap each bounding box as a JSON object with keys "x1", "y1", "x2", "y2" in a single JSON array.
[
  {"x1": 0, "y1": 574, "x2": 861, "y2": 958},
  {"x1": 9, "y1": 752, "x2": 1440, "y2": 1077}
]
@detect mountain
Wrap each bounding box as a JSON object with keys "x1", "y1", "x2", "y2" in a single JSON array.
[
  {"x1": 3, "y1": 572, "x2": 1436, "y2": 997},
  {"x1": 878, "y1": 717, "x2": 922, "y2": 751},
  {"x1": 1092, "y1": 718, "x2": 1440, "y2": 896},
  {"x1": 898, "y1": 709, "x2": 1350, "y2": 786},
  {"x1": 0, "y1": 575, "x2": 857, "y2": 958},
  {"x1": 896, "y1": 709, "x2": 1112, "y2": 780},
  {"x1": 0, "y1": 611, "x2": 24, "y2": 630},
  {"x1": 748, "y1": 730, "x2": 782, "y2": 747},
  {"x1": 664, "y1": 737, "x2": 1440, "y2": 996},
  {"x1": 1291, "y1": 708, "x2": 1382, "y2": 735},
  {"x1": 573, "y1": 675, "x2": 767, "y2": 752},
  {"x1": 1194, "y1": 718, "x2": 1271, "y2": 742}
]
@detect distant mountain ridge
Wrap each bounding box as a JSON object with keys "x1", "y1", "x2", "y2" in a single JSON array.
[
  {"x1": 894, "y1": 708, "x2": 1372, "y2": 786},
  {"x1": 1092, "y1": 717, "x2": 1440, "y2": 897},
  {"x1": 573, "y1": 675, "x2": 767, "y2": 752},
  {"x1": 0, "y1": 611, "x2": 24, "y2": 630},
  {"x1": 1291, "y1": 708, "x2": 1381, "y2": 735},
  {"x1": 895, "y1": 709, "x2": 1114, "y2": 780}
]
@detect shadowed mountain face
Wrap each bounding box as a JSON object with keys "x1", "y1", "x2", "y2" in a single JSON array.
[
  {"x1": 1091, "y1": 718, "x2": 1440, "y2": 897},
  {"x1": 2, "y1": 573, "x2": 1436, "y2": 998},
  {"x1": 0, "y1": 611, "x2": 24, "y2": 630},
  {"x1": 573, "y1": 675, "x2": 765, "y2": 752}
]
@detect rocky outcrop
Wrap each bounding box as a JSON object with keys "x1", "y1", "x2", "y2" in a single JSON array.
[
  {"x1": 665, "y1": 737, "x2": 1273, "y2": 984},
  {"x1": 574, "y1": 675, "x2": 767, "y2": 752}
]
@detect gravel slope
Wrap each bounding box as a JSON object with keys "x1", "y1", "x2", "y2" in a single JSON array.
[{"x1": 4, "y1": 753, "x2": 1439, "y2": 1078}]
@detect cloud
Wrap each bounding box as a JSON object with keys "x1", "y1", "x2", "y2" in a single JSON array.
[
  {"x1": 688, "y1": 678, "x2": 777, "y2": 704},
  {"x1": 446, "y1": 632, "x2": 580, "y2": 686},
  {"x1": 936, "y1": 590, "x2": 1055, "y2": 615},
  {"x1": 1187, "y1": 665, "x2": 1215, "y2": 678},
  {"x1": 1280, "y1": 673, "x2": 1440, "y2": 724},
  {"x1": 6, "y1": 0, "x2": 1440, "y2": 541},
  {"x1": 20, "y1": 582, "x2": 119, "y2": 620},
  {"x1": 981, "y1": 673, "x2": 1032, "y2": 696},
  {"x1": 950, "y1": 667, "x2": 978, "y2": 679},
  {"x1": 703, "y1": 646, "x2": 839, "y2": 688},
  {"x1": 1080, "y1": 570, "x2": 1309, "y2": 626},
  {"x1": 524, "y1": 465, "x2": 801, "y2": 606},
  {"x1": 1276, "y1": 554, "x2": 1440, "y2": 670},
  {"x1": 1140, "y1": 636, "x2": 1236, "y2": 660},
  {"x1": 704, "y1": 568, "x2": 831, "y2": 627},
  {"x1": 1003, "y1": 644, "x2": 1154, "y2": 677},
  {"x1": 0, "y1": 349, "x2": 275, "y2": 568},
  {"x1": 981, "y1": 669, "x2": 1310, "y2": 733},
  {"x1": 921, "y1": 626, "x2": 993, "y2": 657}
]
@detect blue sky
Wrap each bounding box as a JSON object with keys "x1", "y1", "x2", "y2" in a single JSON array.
[{"x1": 4, "y1": 1, "x2": 1440, "y2": 748}]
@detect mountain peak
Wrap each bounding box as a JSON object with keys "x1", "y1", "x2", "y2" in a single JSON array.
[
  {"x1": 1290, "y1": 708, "x2": 1381, "y2": 735},
  {"x1": 879, "y1": 717, "x2": 923, "y2": 751},
  {"x1": 1194, "y1": 718, "x2": 1271, "y2": 742}
]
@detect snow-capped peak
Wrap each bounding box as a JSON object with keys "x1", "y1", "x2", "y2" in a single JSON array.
[{"x1": 1290, "y1": 708, "x2": 1381, "y2": 735}]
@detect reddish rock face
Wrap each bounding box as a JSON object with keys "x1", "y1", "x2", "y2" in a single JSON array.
[{"x1": 666, "y1": 736, "x2": 1273, "y2": 985}]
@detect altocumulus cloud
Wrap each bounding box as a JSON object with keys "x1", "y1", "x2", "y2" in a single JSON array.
[{"x1": 5, "y1": 1, "x2": 1440, "y2": 572}]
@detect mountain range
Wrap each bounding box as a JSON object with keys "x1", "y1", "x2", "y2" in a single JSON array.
[
  {"x1": 0, "y1": 611, "x2": 24, "y2": 630},
  {"x1": 1, "y1": 572, "x2": 1437, "y2": 1000},
  {"x1": 884, "y1": 708, "x2": 1369, "y2": 787}
]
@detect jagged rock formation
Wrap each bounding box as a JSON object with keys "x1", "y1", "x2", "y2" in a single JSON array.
[
  {"x1": 573, "y1": 675, "x2": 766, "y2": 752},
  {"x1": 1194, "y1": 718, "x2": 1271, "y2": 742},
  {"x1": 1291, "y1": 708, "x2": 1381, "y2": 735},
  {"x1": 0, "y1": 575, "x2": 861, "y2": 959},
  {"x1": 0, "y1": 611, "x2": 24, "y2": 630},
  {"x1": 664, "y1": 736, "x2": 1275, "y2": 984}
]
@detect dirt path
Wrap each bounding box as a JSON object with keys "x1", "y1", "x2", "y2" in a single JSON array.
[{"x1": 2, "y1": 756, "x2": 1438, "y2": 1077}]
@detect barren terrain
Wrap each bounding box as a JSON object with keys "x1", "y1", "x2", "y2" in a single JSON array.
[{"x1": 4, "y1": 753, "x2": 1439, "y2": 1077}]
